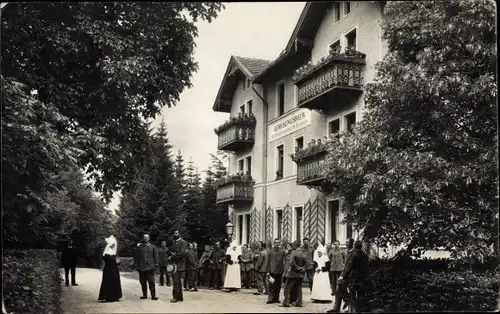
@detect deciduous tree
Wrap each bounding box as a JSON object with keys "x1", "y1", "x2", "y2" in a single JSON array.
[
  {"x1": 1, "y1": 2, "x2": 224, "y2": 200},
  {"x1": 323, "y1": 0, "x2": 497, "y2": 261}
]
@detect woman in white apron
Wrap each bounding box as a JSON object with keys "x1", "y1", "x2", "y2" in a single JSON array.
[
  {"x1": 311, "y1": 243, "x2": 332, "y2": 302},
  {"x1": 223, "y1": 241, "x2": 242, "y2": 291}
]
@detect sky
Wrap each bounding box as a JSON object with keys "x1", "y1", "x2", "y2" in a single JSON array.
[{"x1": 106, "y1": 2, "x2": 306, "y2": 213}]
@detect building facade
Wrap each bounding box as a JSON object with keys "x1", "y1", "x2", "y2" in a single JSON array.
[{"x1": 212, "y1": 1, "x2": 388, "y2": 248}]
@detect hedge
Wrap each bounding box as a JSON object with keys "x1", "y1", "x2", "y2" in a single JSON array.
[
  {"x1": 366, "y1": 258, "x2": 499, "y2": 312},
  {"x1": 3, "y1": 249, "x2": 62, "y2": 314}
]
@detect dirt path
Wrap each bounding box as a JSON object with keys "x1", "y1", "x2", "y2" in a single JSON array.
[{"x1": 60, "y1": 268, "x2": 334, "y2": 313}]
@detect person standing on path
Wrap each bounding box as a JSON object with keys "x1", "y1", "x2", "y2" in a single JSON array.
[
  {"x1": 61, "y1": 239, "x2": 79, "y2": 286},
  {"x1": 169, "y1": 230, "x2": 189, "y2": 303},
  {"x1": 328, "y1": 240, "x2": 346, "y2": 294},
  {"x1": 240, "y1": 244, "x2": 253, "y2": 289},
  {"x1": 186, "y1": 242, "x2": 198, "y2": 291},
  {"x1": 281, "y1": 240, "x2": 307, "y2": 307},
  {"x1": 198, "y1": 245, "x2": 212, "y2": 287},
  {"x1": 311, "y1": 243, "x2": 332, "y2": 302},
  {"x1": 253, "y1": 241, "x2": 268, "y2": 295},
  {"x1": 134, "y1": 234, "x2": 159, "y2": 300},
  {"x1": 208, "y1": 242, "x2": 225, "y2": 290},
  {"x1": 98, "y1": 235, "x2": 123, "y2": 302},
  {"x1": 301, "y1": 238, "x2": 315, "y2": 292},
  {"x1": 158, "y1": 241, "x2": 172, "y2": 287},
  {"x1": 223, "y1": 241, "x2": 242, "y2": 291},
  {"x1": 265, "y1": 238, "x2": 285, "y2": 304}
]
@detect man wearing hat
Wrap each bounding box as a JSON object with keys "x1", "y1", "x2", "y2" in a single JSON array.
[{"x1": 134, "y1": 234, "x2": 159, "y2": 300}]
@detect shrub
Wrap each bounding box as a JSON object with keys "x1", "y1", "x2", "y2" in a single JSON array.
[
  {"x1": 117, "y1": 257, "x2": 135, "y2": 272},
  {"x1": 3, "y1": 249, "x2": 62, "y2": 314},
  {"x1": 367, "y1": 258, "x2": 500, "y2": 312}
]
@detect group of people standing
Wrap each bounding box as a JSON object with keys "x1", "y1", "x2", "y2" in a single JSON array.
[{"x1": 59, "y1": 231, "x2": 369, "y2": 312}]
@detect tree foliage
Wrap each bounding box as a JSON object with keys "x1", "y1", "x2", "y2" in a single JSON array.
[
  {"x1": 115, "y1": 122, "x2": 183, "y2": 255},
  {"x1": 1, "y1": 2, "x2": 224, "y2": 200},
  {"x1": 323, "y1": 0, "x2": 497, "y2": 261}
]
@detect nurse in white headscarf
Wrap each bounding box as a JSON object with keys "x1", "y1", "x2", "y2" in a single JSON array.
[
  {"x1": 223, "y1": 240, "x2": 242, "y2": 291},
  {"x1": 98, "y1": 235, "x2": 123, "y2": 302},
  {"x1": 311, "y1": 242, "x2": 332, "y2": 302}
]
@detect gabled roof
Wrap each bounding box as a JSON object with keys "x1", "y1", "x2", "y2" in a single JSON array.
[
  {"x1": 213, "y1": 56, "x2": 271, "y2": 112},
  {"x1": 234, "y1": 56, "x2": 271, "y2": 77},
  {"x1": 252, "y1": 1, "x2": 331, "y2": 83}
]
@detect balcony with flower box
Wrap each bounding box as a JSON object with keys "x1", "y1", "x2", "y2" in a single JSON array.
[
  {"x1": 214, "y1": 113, "x2": 256, "y2": 152},
  {"x1": 291, "y1": 138, "x2": 329, "y2": 187},
  {"x1": 215, "y1": 173, "x2": 254, "y2": 205},
  {"x1": 293, "y1": 47, "x2": 366, "y2": 111}
]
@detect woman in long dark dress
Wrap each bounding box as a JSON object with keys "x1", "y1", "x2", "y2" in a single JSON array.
[{"x1": 98, "y1": 235, "x2": 123, "y2": 302}]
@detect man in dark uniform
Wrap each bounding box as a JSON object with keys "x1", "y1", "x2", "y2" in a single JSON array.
[
  {"x1": 61, "y1": 239, "x2": 78, "y2": 286},
  {"x1": 170, "y1": 230, "x2": 188, "y2": 303},
  {"x1": 184, "y1": 242, "x2": 198, "y2": 291},
  {"x1": 208, "y1": 241, "x2": 225, "y2": 290},
  {"x1": 158, "y1": 241, "x2": 172, "y2": 286},
  {"x1": 327, "y1": 240, "x2": 369, "y2": 313},
  {"x1": 253, "y1": 241, "x2": 268, "y2": 295},
  {"x1": 282, "y1": 240, "x2": 307, "y2": 307},
  {"x1": 265, "y1": 238, "x2": 285, "y2": 304},
  {"x1": 301, "y1": 238, "x2": 315, "y2": 292},
  {"x1": 134, "y1": 234, "x2": 159, "y2": 300}
]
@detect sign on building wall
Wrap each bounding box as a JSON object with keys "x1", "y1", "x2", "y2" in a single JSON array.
[{"x1": 268, "y1": 109, "x2": 312, "y2": 142}]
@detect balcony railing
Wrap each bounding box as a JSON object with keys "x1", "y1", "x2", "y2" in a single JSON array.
[
  {"x1": 291, "y1": 140, "x2": 328, "y2": 186},
  {"x1": 215, "y1": 174, "x2": 254, "y2": 205},
  {"x1": 293, "y1": 48, "x2": 366, "y2": 111},
  {"x1": 214, "y1": 114, "x2": 256, "y2": 152}
]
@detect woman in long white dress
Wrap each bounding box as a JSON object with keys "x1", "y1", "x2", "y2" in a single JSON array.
[
  {"x1": 311, "y1": 243, "x2": 332, "y2": 302},
  {"x1": 223, "y1": 241, "x2": 242, "y2": 291}
]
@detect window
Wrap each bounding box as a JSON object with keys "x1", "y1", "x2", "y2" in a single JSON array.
[
  {"x1": 328, "y1": 200, "x2": 340, "y2": 242},
  {"x1": 238, "y1": 159, "x2": 244, "y2": 173},
  {"x1": 245, "y1": 214, "x2": 251, "y2": 244},
  {"x1": 277, "y1": 82, "x2": 285, "y2": 116},
  {"x1": 345, "y1": 111, "x2": 356, "y2": 132},
  {"x1": 328, "y1": 118, "x2": 341, "y2": 139},
  {"x1": 243, "y1": 78, "x2": 251, "y2": 90},
  {"x1": 276, "y1": 209, "x2": 283, "y2": 239},
  {"x1": 240, "y1": 104, "x2": 245, "y2": 114},
  {"x1": 329, "y1": 40, "x2": 341, "y2": 54},
  {"x1": 238, "y1": 215, "x2": 244, "y2": 245},
  {"x1": 295, "y1": 136, "x2": 304, "y2": 150},
  {"x1": 276, "y1": 145, "x2": 284, "y2": 180},
  {"x1": 333, "y1": 2, "x2": 341, "y2": 23},
  {"x1": 346, "y1": 28, "x2": 357, "y2": 50},
  {"x1": 344, "y1": 1, "x2": 351, "y2": 16},
  {"x1": 247, "y1": 100, "x2": 253, "y2": 115},
  {"x1": 245, "y1": 156, "x2": 252, "y2": 177},
  {"x1": 295, "y1": 206, "x2": 303, "y2": 242}
]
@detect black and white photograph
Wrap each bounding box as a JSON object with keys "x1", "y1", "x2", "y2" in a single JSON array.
[{"x1": 1, "y1": 1, "x2": 498, "y2": 313}]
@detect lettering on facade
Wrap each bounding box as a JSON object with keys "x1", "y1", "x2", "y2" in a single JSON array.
[{"x1": 268, "y1": 109, "x2": 312, "y2": 142}]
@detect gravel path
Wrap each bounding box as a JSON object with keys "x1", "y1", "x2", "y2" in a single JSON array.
[{"x1": 60, "y1": 268, "x2": 334, "y2": 313}]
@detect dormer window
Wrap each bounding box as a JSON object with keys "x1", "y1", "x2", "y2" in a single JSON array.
[{"x1": 243, "y1": 78, "x2": 252, "y2": 91}]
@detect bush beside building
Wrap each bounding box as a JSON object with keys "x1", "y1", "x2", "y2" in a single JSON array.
[
  {"x1": 367, "y1": 258, "x2": 499, "y2": 312},
  {"x1": 3, "y1": 249, "x2": 62, "y2": 314}
]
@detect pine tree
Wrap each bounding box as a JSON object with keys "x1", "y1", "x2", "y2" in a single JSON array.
[
  {"x1": 199, "y1": 153, "x2": 229, "y2": 245},
  {"x1": 116, "y1": 120, "x2": 183, "y2": 251}
]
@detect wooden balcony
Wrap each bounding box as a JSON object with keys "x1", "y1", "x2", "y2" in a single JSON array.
[
  {"x1": 291, "y1": 145, "x2": 328, "y2": 187},
  {"x1": 214, "y1": 114, "x2": 256, "y2": 152},
  {"x1": 293, "y1": 51, "x2": 365, "y2": 111},
  {"x1": 215, "y1": 176, "x2": 254, "y2": 205}
]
